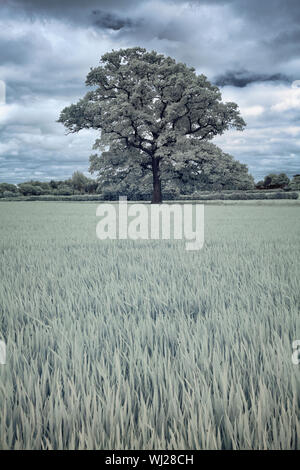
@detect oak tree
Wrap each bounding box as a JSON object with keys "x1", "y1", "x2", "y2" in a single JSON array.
[{"x1": 59, "y1": 47, "x2": 246, "y2": 202}]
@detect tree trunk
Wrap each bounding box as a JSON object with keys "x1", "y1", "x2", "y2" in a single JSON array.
[{"x1": 151, "y1": 157, "x2": 162, "y2": 204}]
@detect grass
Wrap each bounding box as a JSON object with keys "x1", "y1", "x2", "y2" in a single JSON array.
[{"x1": 0, "y1": 201, "x2": 299, "y2": 449}]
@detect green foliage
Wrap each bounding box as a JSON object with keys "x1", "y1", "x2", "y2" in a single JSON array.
[
  {"x1": 1, "y1": 190, "x2": 19, "y2": 198},
  {"x1": 69, "y1": 171, "x2": 90, "y2": 193},
  {"x1": 89, "y1": 149, "x2": 153, "y2": 200},
  {"x1": 261, "y1": 173, "x2": 290, "y2": 189},
  {"x1": 18, "y1": 183, "x2": 45, "y2": 196},
  {"x1": 181, "y1": 190, "x2": 298, "y2": 200},
  {"x1": 289, "y1": 174, "x2": 300, "y2": 191},
  {"x1": 0, "y1": 202, "x2": 299, "y2": 449},
  {"x1": 0, "y1": 191, "x2": 298, "y2": 202},
  {"x1": 28, "y1": 181, "x2": 51, "y2": 191},
  {"x1": 90, "y1": 142, "x2": 254, "y2": 199},
  {"x1": 49, "y1": 180, "x2": 59, "y2": 189},
  {"x1": 0, "y1": 183, "x2": 18, "y2": 194},
  {"x1": 85, "y1": 180, "x2": 98, "y2": 194},
  {"x1": 0, "y1": 176, "x2": 98, "y2": 198},
  {"x1": 53, "y1": 185, "x2": 74, "y2": 196},
  {"x1": 161, "y1": 142, "x2": 254, "y2": 192},
  {"x1": 59, "y1": 47, "x2": 246, "y2": 202}
]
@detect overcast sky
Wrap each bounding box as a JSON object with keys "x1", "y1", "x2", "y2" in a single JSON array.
[{"x1": 0, "y1": 0, "x2": 300, "y2": 183}]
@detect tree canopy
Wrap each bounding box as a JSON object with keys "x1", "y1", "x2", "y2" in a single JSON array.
[
  {"x1": 59, "y1": 47, "x2": 246, "y2": 202},
  {"x1": 89, "y1": 141, "x2": 254, "y2": 199}
]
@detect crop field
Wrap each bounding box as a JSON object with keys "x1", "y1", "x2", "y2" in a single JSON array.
[{"x1": 0, "y1": 201, "x2": 299, "y2": 450}]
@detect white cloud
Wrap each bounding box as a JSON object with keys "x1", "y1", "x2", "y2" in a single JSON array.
[
  {"x1": 271, "y1": 88, "x2": 300, "y2": 112},
  {"x1": 242, "y1": 105, "x2": 265, "y2": 117}
]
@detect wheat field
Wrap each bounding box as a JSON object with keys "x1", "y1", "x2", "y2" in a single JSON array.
[{"x1": 0, "y1": 201, "x2": 299, "y2": 449}]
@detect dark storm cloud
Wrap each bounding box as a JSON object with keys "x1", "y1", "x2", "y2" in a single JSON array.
[
  {"x1": 6, "y1": 0, "x2": 300, "y2": 30},
  {"x1": 91, "y1": 10, "x2": 134, "y2": 31},
  {"x1": 4, "y1": 0, "x2": 138, "y2": 28},
  {"x1": 7, "y1": 0, "x2": 299, "y2": 34},
  {"x1": 214, "y1": 71, "x2": 289, "y2": 88},
  {"x1": 5, "y1": 0, "x2": 300, "y2": 75}
]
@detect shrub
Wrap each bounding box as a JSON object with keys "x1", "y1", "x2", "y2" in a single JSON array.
[
  {"x1": 0, "y1": 183, "x2": 18, "y2": 194},
  {"x1": 178, "y1": 191, "x2": 298, "y2": 201},
  {"x1": 0, "y1": 191, "x2": 20, "y2": 198}
]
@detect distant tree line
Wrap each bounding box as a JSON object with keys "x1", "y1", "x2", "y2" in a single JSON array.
[
  {"x1": 256, "y1": 173, "x2": 300, "y2": 191},
  {"x1": 0, "y1": 171, "x2": 299, "y2": 199},
  {"x1": 0, "y1": 171, "x2": 98, "y2": 198}
]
